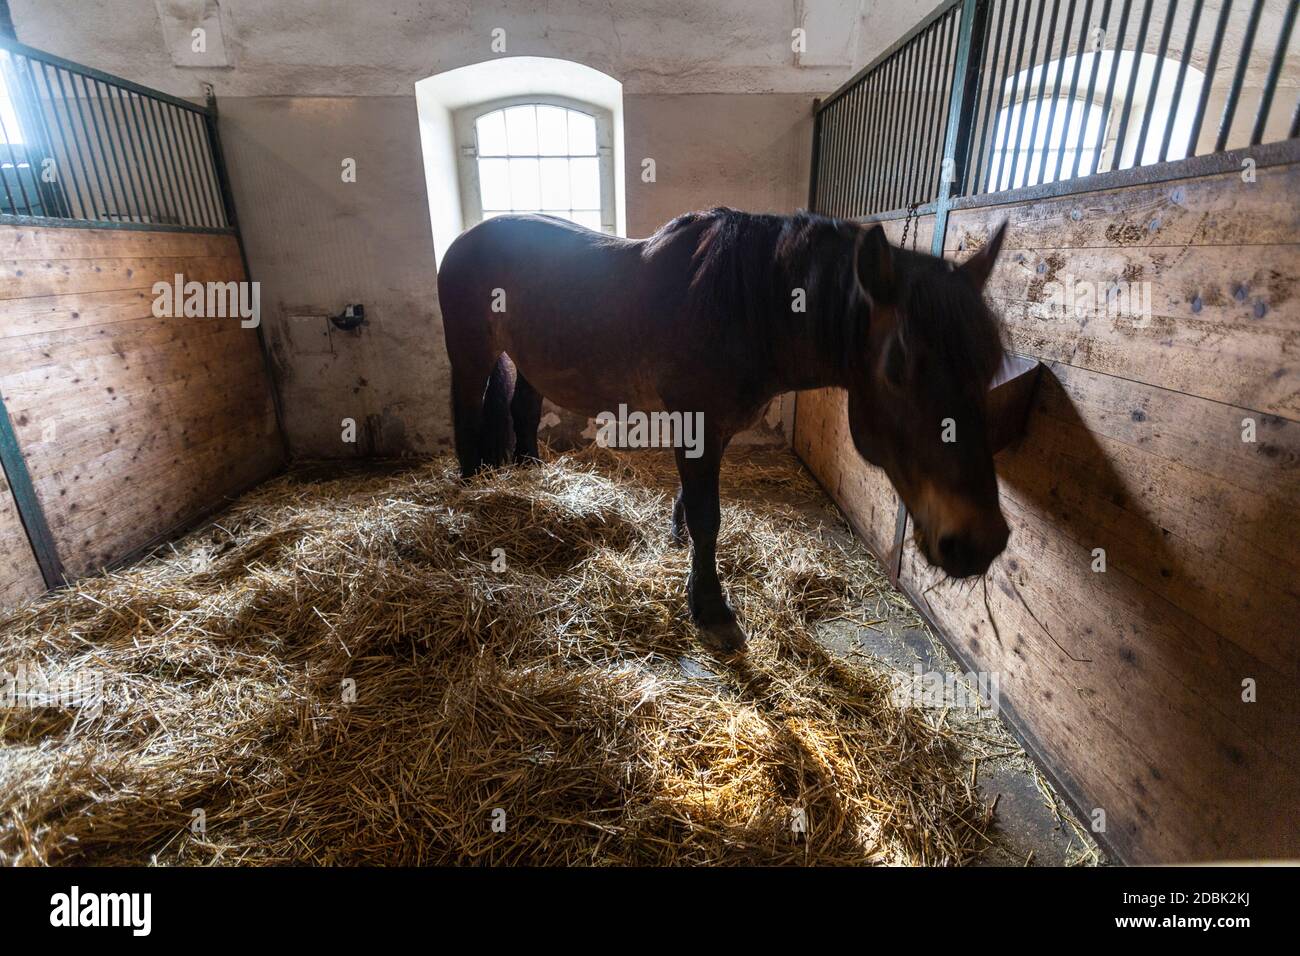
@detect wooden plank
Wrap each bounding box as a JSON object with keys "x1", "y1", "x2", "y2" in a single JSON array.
[
  {"x1": 0, "y1": 226, "x2": 237, "y2": 261},
  {"x1": 0, "y1": 254, "x2": 246, "y2": 300},
  {"x1": 0, "y1": 223, "x2": 282, "y2": 582},
  {"x1": 0, "y1": 469, "x2": 44, "y2": 608},
  {"x1": 947, "y1": 163, "x2": 1300, "y2": 253}
]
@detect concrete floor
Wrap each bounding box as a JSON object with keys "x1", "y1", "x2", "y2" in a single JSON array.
[{"x1": 772, "y1": 466, "x2": 1105, "y2": 867}]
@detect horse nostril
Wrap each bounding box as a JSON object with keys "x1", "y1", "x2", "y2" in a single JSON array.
[{"x1": 937, "y1": 533, "x2": 961, "y2": 564}]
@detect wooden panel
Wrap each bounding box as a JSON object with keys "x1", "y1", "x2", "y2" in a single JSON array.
[
  {"x1": 946, "y1": 164, "x2": 1300, "y2": 419},
  {"x1": 0, "y1": 468, "x2": 43, "y2": 608},
  {"x1": 795, "y1": 168, "x2": 1300, "y2": 863},
  {"x1": 0, "y1": 225, "x2": 283, "y2": 599}
]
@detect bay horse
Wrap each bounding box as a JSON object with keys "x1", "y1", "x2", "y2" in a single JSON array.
[{"x1": 437, "y1": 208, "x2": 1010, "y2": 653}]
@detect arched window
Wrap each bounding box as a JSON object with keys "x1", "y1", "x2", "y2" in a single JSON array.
[{"x1": 456, "y1": 97, "x2": 615, "y2": 233}]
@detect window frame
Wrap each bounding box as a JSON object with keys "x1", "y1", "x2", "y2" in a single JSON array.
[{"x1": 454, "y1": 94, "x2": 616, "y2": 233}]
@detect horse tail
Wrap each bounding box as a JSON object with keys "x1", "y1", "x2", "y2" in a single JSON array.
[{"x1": 480, "y1": 353, "x2": 516, "y2": 468}]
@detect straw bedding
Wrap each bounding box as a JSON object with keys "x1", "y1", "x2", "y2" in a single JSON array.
[{"x1": 0, "y1": 447, "x2": 993, "y2": 865}]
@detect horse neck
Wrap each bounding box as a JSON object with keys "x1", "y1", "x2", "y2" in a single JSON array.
[{"x1": 763, "y1": 266, "x2": 859, "y2": 394}]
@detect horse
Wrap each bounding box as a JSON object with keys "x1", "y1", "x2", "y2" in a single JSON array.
[{"x1": 436, "y1": 208, "x2": 1011, "y2": 653}]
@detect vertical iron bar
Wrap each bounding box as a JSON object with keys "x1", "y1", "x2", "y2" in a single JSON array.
[
  {"x1": 92, "y1": 78, "x2": 142, "y2": 223},
  {"x1": 55, "y1": 66, "x2": 108, "y2": 219},
  {"x1": 850, "y1": 83, "x2": 868, "y2": 216},
  {"x1": 118, "y1": 87, "x2": 163, "y2": 223},
  {"x1": 106, "y1": 83, "x2": 154, "y2": 223},
  {"x1": 932, "y1": 0, "x2": 984, "y2": 256},
  {"x1": 1132, "y1": 0, "x2": 1177, "y2": 169},
  {"x1": 925, "y1": 11, "x2": 960, "y2": 203},
  {"x1": 178, "y1": 107, "x2": 216, "y2": 227},
  {"x1": 76, "y1": 72, "x2": 130, "y2": 221},
  {"x1": 1072, "y1": 0, "x2": 1114, "y2": 179},
  {"x1": 33, "y1": 62, "x2": 89, "y2": 219},
  {"x1": 1159, "y1": 0, "x2": 1204, "y2": 161},
  {"x1": 872, "y1": 57, "x2": 904, "y2": 210},
  {"x1": 934, "y1": 8, "x2": 966, "y2": 200},
  {"x1": 1037, "y1": 0, "x2": 1082, "y2": 186},
  {"x1": 973, "y1": 0, "x2": 1014, "y2": 194},
  {"x1": 1093, "y1": 0, "x2": 1135, "y2": 173},
  {"x1": 1185, "y1": 0, "x2": 1232, "y2": 156},
  {"x1": 1009, "y1": 0, "x2": 1049, "y2": 190},
  {"x1": 994, "y1": 0, "x2": 1036, "y2": 190},
  {"x1": 1214, "y1": 0, "x2": 1262, "y2": 152},
  {"x1": 17, "y1": 54, "x2": 71, "y2": 218},
  {"x1": 1053, "y1": 0, "x2": 1097, "y2": 183},
  {"x1": 1021, "y1": 0, "x2": 1062, "y2": 188},
  {"x1": 133, "y1": 84, "x2": 178, "y2": 224},
  {"x1": 150, "y1": 95, "x2": 195, "y2": 225},
  {"x1": 904, "y1": 20, "x2": 941, "y2": 206},
  {"x1": 893, "y1": 36, "x2": 925, "y2": 208},
  {"x1": 1249, "y1": 0, "x2": 1296, "y2": 146},
  {"x1": 1109, "y1": 0, "x2": 1154, "y2": 172},
  {"x1": 807, "y1": 105, "x2": 822, "y2": 211}
]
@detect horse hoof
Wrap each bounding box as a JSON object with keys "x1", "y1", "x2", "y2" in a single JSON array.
[{"x1": 697, "y1": 618, "x2": 747, "y2": 655}]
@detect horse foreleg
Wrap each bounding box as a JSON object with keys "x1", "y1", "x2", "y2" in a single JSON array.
[
  {"x1": 450, "y1": 352, "x2": 499, "y2": 478},
  {"x1": 669, "y1": 487, "x2": 687, "y2": 547},
  {"x1": 675, "y1": 440, "x2": 745, "y2": 654}
]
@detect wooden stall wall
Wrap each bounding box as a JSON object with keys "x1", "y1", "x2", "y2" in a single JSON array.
[
  {"x1": 794, "y1": 163, "x2": 1299, "y2": 864},
  {"x1": 0, "y1": 472, "x2": 43, "y2": 606},
  {"x1": 0, "y1": 224, "x2": 283, "y2": 587}
]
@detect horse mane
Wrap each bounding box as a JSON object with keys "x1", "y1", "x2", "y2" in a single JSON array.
[{"x1": 658, "y1": 206, "x2": 1003, "y2": 383}]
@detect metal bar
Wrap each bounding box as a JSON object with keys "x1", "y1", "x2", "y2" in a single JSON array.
[
  {"x1": 76, "y1": 72, "x2": 131, "y2": 221},
  {"x1": 931, "y1": 0, "x2": 984, "y2": 254},
  {"x1": 1159, "y1": 0, "x2": 1205, "y2": 162},
  {"x1": 177, "y1": 107, "x2": 216, "y2": 227},
  {"x1": 1071, "y1": 0, "x2": 1114, "y2": 179},
  {"x1": 0, "y1": 394, "x2": 65, "y2": 589},
  {"x1": 1110, "y1": 0, "x2": 1154, "y2": 172},
  {"x1": 0, "y1": 119, "x2": 18, "y2": 214},
  {"x1": 1215, "y1": 0, "x2": 1263, "y2": 152},
  {"x1": 54, "y1": 65, "x2": 108, "y2": 219},
  {"x1": 818, "y1": 0, "x2": 965, "y2": 113},
  {"x1": 1008, "y1": 0, "x2": 1048, "y2": 190},
  {"x1": 861, "y1": 70, "x2": 885, "y2": 212},
  {"x1": 1037, "y1": 0, "x2": 1081, "y2": 186},
  {"x1": 90, "y1": 77, "x2": 142, "y2": 223},
  {"x1": 945, "y1": 0, "x2": 990, "y2": 198},
  {"x1": 118, "y1": 87, "x2": 163, "y2": 224},
  {"x1": 1185, "y1": 0, "x2": 1233, "y2": 156},
  {"x1": 136, "y1": 82, "x2": 180, "y2": 224},
  {"x1": 1132, "y1": 0, "x2": 1177, "y2": 169},
  {"x1": 871, "y1": 55, "x2": 905, "y2": 211},
  {"x1": 1250, "y1": 0, "x2": 1297, "y2": 146},
  {"x1": 1053, "y1": 0, "x2": 1097, "y2": 183},
  {"x1": 0, "y1": 75, "x2": 34, "y2": 215},
  {"x1": 973, "y1": 0, "x2": 1014, "y2": 194},
  {"x1": 16, "y1": 53, "x2": 71, "y2": 218},
  {"x1": 164, "y1": 100, "x2": 204, "y2": 226},
  {"x1": 903, "y1": 18, "x2": 941, "y2": 207},
  {"x1": 807, "y1": 103, "x2": 822, "y2": 210},
  {"x1": 33, "y1": 61, "x2": 90, "y2": 219},
  {"x1": 891, "y1": 36, "x2": 925, "y2": 208},
  {"x1": 993, "y1": 0, "x2": 1036, "y2": 190},
  {"x1": 106, "y1": 83, "x2": 153, "y2": 223},
  {"x1": 850, "y1": 82, "x2": 868, "y2": 216},
  {"x1": 1093, "y1": 0, "x2": 1135, "y2": 174},
  {"x1": 922, "y1": 10, "x2": 959, "y2": 203},
  {"x1": 0, "y1": 33, "x2": 211, "y2": 116},
  {"x1": 151, "y1": 95, "x2": 196, "y2": 225},
  {"x1": 1020, "y1": 0, "x2": 1062, "y2": 188}
]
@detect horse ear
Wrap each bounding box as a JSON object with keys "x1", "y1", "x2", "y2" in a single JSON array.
[
  {"x1": 855, "y1": 224, "x2": 897, "y2": 304},
  {"x1": 959, "y1": 220, "x2": 1007, "y2": 291}
]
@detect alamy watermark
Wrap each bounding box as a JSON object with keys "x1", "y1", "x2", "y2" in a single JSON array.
[
  {"x1": 890, "y1": 663, "x2": 1001, "y2": 713},
  {"x1": 1042, "y1": 272, "x2": 1152, "y2": 326},
  {"x1": 152, "y1": 274, "x2": 261, "y2": 328},
  {"x1": 593, "y1": 404, "x2": 704, "y2": 459},
  {"x1": 2, "y1": 662, "x2": 106, "y2": 717}
]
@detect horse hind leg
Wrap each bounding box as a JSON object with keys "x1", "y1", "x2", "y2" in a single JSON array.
[
  {"x1": 449, "y1": 347, "x2": 502, "y2": 478},
  {"x1": 480, "y1": 354, "x2": 516, "y2": 469},
  {"x1": 510, "y1": 370, "x2": 543, "y2": 465}
]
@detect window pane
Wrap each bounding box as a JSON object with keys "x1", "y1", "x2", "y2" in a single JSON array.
[
  {"x1": 539, "y1": 158, "x2": 570, "y2": 210},
  {"x1": 567, "y1": 111, "x2": 597, "y2": 155},
  {"x1": 504, "y1": 105, "x2": 538, "y2": 155},
  {"x1": 478, "y1": 158, "x2": 510, "y2": 210},
  {"x1": 569, "y1": 157, "x2": 599, "y2": 209},
  {"x1": 536, "y1": 106, "x2": 568, "y2": 155},
  {"x1": 508, "y1": 157, "x2": 540, "y2": 209},
  {"x1": 476, "y1": 110, "x2": 508, "y2": 156},
  {"x1": 571, "y1": 209, "x2": 602, "y2": 231}
]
